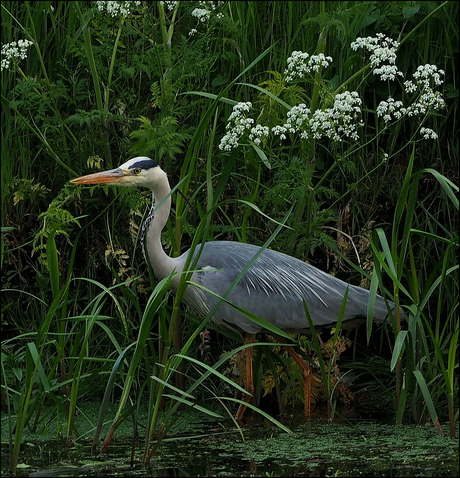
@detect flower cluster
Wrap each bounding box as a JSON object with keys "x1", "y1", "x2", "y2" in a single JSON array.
[
  {"x1": 273, "y1": 91, "x2": 362, "y2": 142},
  {"x1": 377, "y1": 64, "x2": 445, "y2": 123},
  {"x1": 404, "y1": 64, "x2": 445, "y2": 116},
  {"x1": 191, "y1": 1, "x2": 223, "y2": 23},
  {"x1": 220, "y1": 35, "x2": 445, "y2": 152},
  {"x1": 272, "y1": 104, "x2": 311, "y2": 140},
  {"x1": 420, "y1": 127, "x2": 438, "y2": 140},
  {"x1": 96, "y1": 1, "x2": 141, "y2": 18},
  {"x1": 248, "y1": 124, "x2": 270, "y2": 146},
  {"x1": 412, "y1": 64, "x2": 444, "y2": 87},
  {"x1": 311, "y1": 91, "x2": 362, "y2": 141},
  {"x1": 308, "y1": 54, "x2": 333, "y2": 72},
  {"x1": 373, "y1": 64, "x2": 403, "y2": 81},
  {"x1": 376, "y1": 98, "x2": 406, "y2": 122},
  {"x1": 351, "y1": 33, "x2": 403, "y2": 81},
  {"x1": 160, "y1": 1, "x2": 177, "y2": 12},
  {"x1": 284, "y1": 51, "x2": 309, "y2": 81},
  {"x1": 284, "y1": 51, "x2": 333, "y2": 81},
  {"x1": 219, "y1": 102, "x2": 254, "y2": 151},
  {"x1": 351, "y1": 33, "x2": 399, "y2": 66},
  {"x1": 189, "y1": 1, "x2": 224, "y2": 36},
  {"x1": 407, "y1": 90, "x2": 445, "y2": 116},
  {"x1": 219, "y1": 102, "x2": 271, "y2": 150},
  {"x1": 221, "y1": 90, "x2": 364, "y2": 150},
  {"x1": 192, "y1": 7, "x2": 211, "y2": 22},
  {"x1": 1, "y1": 39, "x2": 34, "y2": 72},
  {"x1": 404, "y1": 80, "x2": 417, "y2": 93}
]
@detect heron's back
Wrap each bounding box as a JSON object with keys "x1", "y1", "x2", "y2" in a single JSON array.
[{"x1": 178, "y1": 241, "x2": 394, "y2": 335}]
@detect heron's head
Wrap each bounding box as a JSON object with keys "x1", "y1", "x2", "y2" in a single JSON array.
[{"x1": 70, "y1": 157, "x2": 165, "y2": 189}]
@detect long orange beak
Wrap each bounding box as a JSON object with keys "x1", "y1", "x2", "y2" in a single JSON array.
[{"x1": 70, "y1": 168, "x2": 128, "y2": 185}]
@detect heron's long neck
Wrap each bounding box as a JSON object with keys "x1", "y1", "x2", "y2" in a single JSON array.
[{"x1": 142, "y1": 173, "x2": 176, "y2": 280}]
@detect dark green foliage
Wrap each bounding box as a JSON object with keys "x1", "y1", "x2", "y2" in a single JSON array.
[{"x1": 1, "y1": 0, "x2": 458, "y2": 472}]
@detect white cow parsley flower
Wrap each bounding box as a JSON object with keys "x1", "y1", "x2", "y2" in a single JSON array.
[
  {"x1": 284, "y1": 51, "x2": 333, "y2": 81},
  {"x1": 1, "y1": 39, "x2": 34, "y2": 72},
  {"x1": 420, "y1": 127, "x2": 438, "y2": 140},
  {"x1": 219, "y1": 102, "x2": 254, "y2": 151},
  {"x1": 96, "y1": 1, "x2": 141, "y2": 17},
  {"x1": 351, "y1": 33, "x2": 400, "y2": 66}
]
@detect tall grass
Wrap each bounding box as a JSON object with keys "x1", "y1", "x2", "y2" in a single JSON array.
[
  {"x1": 1, "y1": 0, "x2": 458, "y2": 472},
  {"x1": 371, "y1": 146, "x2": 459, "y2": 436}
]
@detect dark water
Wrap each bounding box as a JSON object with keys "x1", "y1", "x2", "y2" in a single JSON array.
[{"x1": 1, "y1": 413, "x2": 458, "y2": 477}]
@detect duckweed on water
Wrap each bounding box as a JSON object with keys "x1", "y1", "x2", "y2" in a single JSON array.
[
  {"x1": 2, "y1": 403, "x2": 458, "y2": 477},
  {"x1": 208, "y1": 421, "x2": 458, "y2": 476}
]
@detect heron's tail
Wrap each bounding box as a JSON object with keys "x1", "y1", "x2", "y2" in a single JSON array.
[{"x1": 350, "y1": 284, "x2": 402, "y2": 323}]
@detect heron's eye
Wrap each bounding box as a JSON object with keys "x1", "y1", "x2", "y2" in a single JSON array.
[{"x1": 133, "y1": 168, "x2": 142, "y2": 175}]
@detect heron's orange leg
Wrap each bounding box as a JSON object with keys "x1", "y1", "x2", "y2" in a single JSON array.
[{"x1": 235, "y1": 333, "x2": 256, "y2": 421}]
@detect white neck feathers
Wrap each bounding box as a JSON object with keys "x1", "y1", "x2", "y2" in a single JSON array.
[{"x1": 143, "y1": 169, "x2": 177, "y2": 280}]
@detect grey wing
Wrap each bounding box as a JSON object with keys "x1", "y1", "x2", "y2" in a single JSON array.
[{"x1": 182, "y1": 241, "x2": 393, "y2": 335}]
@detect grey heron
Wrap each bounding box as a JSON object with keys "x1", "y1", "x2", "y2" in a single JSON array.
[{"x1": 71, "y1": 156, "x2": 396, "y2": 419}]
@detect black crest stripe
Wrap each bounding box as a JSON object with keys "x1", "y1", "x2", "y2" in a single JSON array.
[{"x1": 129, "y1": 159, "x2": 158, "y2": 170}]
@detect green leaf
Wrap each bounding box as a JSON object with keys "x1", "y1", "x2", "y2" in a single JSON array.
[
  {"x1": 249, "y1": 140, "x2": 271, "y2": 169},
  {"x1": 391, "y1": 330, "x2": 408, "y2": 371},
  {"x1": 420, "y1": 168, "x2": 459, "y2": 211},
  {"x1": 161, "y1": 395, "x2": 223, "y2": 418},
  {"x1": 150, "y1": 375, "x2": 195, "y2": 400},
  {"x1": 413, "y1": 370, "x2": 443, "y2": 435},
  {"x1": 366, "y1": 269, "x2": 380, "y2": 344},
  {"x1": 403, "y1": 3, "x2": 420, "y2": 19}
]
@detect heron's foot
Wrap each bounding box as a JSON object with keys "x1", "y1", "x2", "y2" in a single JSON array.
[
  {"x1": 235, "y1": 403, "x2": 248, "y2": 422},
  {"x1": 235, "y1": 387, "x2": 254, "y2": 421}
]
